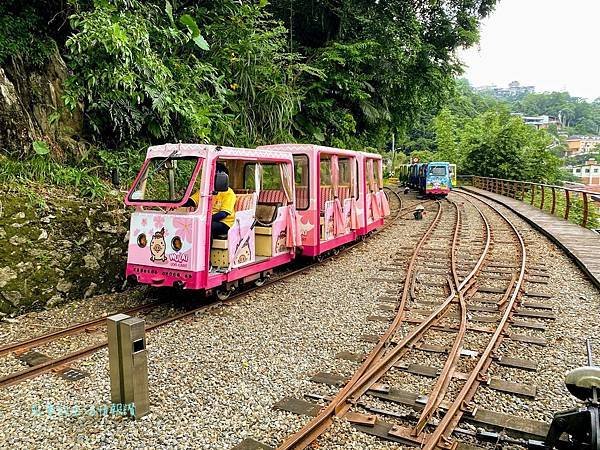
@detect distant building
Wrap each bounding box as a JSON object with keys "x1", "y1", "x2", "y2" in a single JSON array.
[
  {"x1": 569, "y1": 158, "x2": 600, "y2": 185},
  {"x1": 565, "y1": 135, "x2": 600, "y2": 156},
  {"x1": 475, "y1": 81, "x2": 535, "y2": 99},
  {"x1": 518, "y1": 115, "x2": 561, "y2": 130}
]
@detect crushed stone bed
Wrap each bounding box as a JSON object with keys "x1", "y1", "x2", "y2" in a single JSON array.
[
  {"x1": 0, "y1": 195, "x2": 433, "y2": 449},
  {"x1": 1, "y1": 190, "x2": 599, "y2": 449}
]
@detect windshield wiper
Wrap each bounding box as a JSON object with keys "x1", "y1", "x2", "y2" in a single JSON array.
[{"x1": 136, "y1": 149, "x2": 179, "y2": 187}]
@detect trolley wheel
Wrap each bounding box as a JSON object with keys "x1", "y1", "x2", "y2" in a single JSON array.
[
  {"x1": 254, "y1": 277, "x2": 267, "y2": 287},
  {"x1": 216, "y1": 287, "x2": 232, "y2": 301},
  {"x1": 360, "y1": 234, "x2": 367, "y2": 242},
  {"x1": 315, "y1": 254, "x2": 325, "y2": 263},
  {"x1": 332, "y1": 247, "x2": 340, "y2": 256}
]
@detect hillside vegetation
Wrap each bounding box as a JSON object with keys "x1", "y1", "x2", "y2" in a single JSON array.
[
  {"x1": 0, "y1": 0, "x2": 496, "y2": 186},
  {"x1": 3, "y1": 0, "x2": 593, "y2": 189}
]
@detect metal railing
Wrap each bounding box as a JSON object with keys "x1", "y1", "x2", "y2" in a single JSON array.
[{"x1": 459, "y1": 175, "x2": 600, "y2": 229}]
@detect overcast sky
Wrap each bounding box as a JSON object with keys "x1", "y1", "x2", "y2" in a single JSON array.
[{"x1": 458, "y1": 0, "x2": 600, "y2": 100}]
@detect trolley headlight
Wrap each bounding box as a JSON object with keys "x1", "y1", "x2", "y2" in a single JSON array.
[{"x1": 137, "y1": 233, "x2": 147, "y2": 248}]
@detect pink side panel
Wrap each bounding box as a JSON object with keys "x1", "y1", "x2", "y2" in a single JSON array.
[
  {"x1": 206, "y1": 253, "x2": 294, "y2": 288},
  {"x1": 298, "y1": 210, "x2": 317, "y2": 246},
  {"x1": 323, "y1": 201, "x2": 335, "y2": 241},
  {"x1": 272, "y1": 206, "x2": 290, "y2": 255},
  {"x1": 366, "y1": 193, "x2": 374, "y2": 225},
  {"x1": 228, "y1": 209, "x2": 256, "y2": 269},
  {"x1": 319, "y1": 233, "x2": 355, "y2": 253},
  {"x1": 127, "y1": 211, "x2": 206, "y2": 272}
]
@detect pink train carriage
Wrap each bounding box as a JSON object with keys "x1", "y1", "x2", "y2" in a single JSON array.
[
  {"x1": 257, "y1": 144, "x2": 390, "y2": 257},
  {"x1": 124, "y1": 143, "x2": 390, "y2": 298}
]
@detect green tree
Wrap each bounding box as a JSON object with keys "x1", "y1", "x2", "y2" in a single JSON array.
[
  {"x1": 64, "y1": 0, "x2": 307, "y2": 148},
  {"x1": 462, "y1": 108, "x2": 560, "y2": 182},
  {"x1": 268, "y1": 0, "x2": 498, "y2": 148},
  {"x1": 433, "y1": 108, "x2": 461, "y2": 166}
]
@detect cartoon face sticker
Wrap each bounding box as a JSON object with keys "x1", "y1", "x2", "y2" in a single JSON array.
[
  {"x1": 150, "y1": 228, "x2": 167, "y2": 262},
  {"x1": 236, "y1": 240, "x2": 252, "y2": 264},
  {"x1": 137, "y1": 233, "x2": 147, "y2": 248},
  {"x1": 276, "y1": 230, "x2": 287, "y2": 253}
]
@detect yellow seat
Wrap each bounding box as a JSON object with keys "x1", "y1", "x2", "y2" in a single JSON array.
[
  {"x1": 212, "y1": 239, "x2": 228, "y2": 249},
  {"x1": 255, "y1": 226, "x2": 272, "y2": 235}
]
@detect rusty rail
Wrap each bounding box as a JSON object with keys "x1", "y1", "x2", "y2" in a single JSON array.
[
  {"x1": 276, "y1": 189, "x2": 529, "y2": 449},
  {"x1": 462, "y1": 175, "x2": 599, "y2": 228},
  {"x1": 413, "y1": 198, "x2": 491, "y2": 437},
  {"x1": 0, "y1": 299, "x2": 165, "y2": 358},
  {"x1": 421, "y1": 189, "x2": 527, "y2": 449},
  {"x1": 277, "y1": 201, "x2": 445, "y2": 449},
  {"x1": 278, "y1": 197, "x2": 496, "y2": 449}
]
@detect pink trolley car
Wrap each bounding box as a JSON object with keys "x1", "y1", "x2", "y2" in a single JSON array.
[
  {"x1": 258, "y1": 144, "x2": 390, "y2": 257},
  {"x1": 124, "y1": 143, "x2": 390, "y2": 298}
]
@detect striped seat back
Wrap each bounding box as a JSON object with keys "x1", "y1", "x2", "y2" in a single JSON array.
[
  {"x1": 258, "y1": 190, "x2": 287, "y2": 204},
  {"x1": 319, "y1": 186, "x2": 333, "y2": 211},
  {"x1": 295, "y1": 186, "x2": 308, "y2": 209},
  {"x1": 234, "y1": 193, "x2": 255, "y2": 211},
  {"x1": 338, "y1": 186, "x2": 351, "y2": 201}
]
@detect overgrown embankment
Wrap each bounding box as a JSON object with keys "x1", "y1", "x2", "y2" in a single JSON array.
[{"x1": 0, "y1": 185, "x2": 129, "y2": 314}]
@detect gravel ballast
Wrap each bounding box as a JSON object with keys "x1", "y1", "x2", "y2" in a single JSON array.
[{"x1": 0, "y1": 190, "x2": 599, "y2": 450}]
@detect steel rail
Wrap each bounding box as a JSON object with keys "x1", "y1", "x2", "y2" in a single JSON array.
[
  {"x1": 414, "y1": 197, "x2": 493, "y2": 435},
  {"x1": 277, "y1": 195, "x2": 494, "y2": 449},
  {"x1": 421, "y1": 189, "x2": 526, "y2": 449},
  {"x1": 342, "y1": 201, "x2": 491, "y2": 407},
  {"x1": 278, "y1": 199, "x2": 493, "y2": 448},
  {"x1": 0, "y1": 190, "x2": 411, "y2": 389},
  {"x1": 276, "y1": 201, "x2": 445, "y2": 450},
  {"x1": 0, "y1": 299, "x2": 166, "y2": 357},
  {"x1": 414, "y1": 201, "x2": 465, "y2": 435}
]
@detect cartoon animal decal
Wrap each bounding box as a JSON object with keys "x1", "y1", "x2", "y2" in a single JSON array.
[
  {"x1": 326, "y1": 216, "x2": 335, "y2": 237},
  {"x1": 298, "y1": 216, "x2": 315, "y2": 242},
  {"x1": 236, "y1": 240, "x2": 252, "y2": 264},
  {"x1": 345, "y1": 210, "x2": 351, "y2": 229},
  {"x1": 276, "y1": 230, "x2": 287, "y2": 253},
  {"x1": 150, "y1": 228, "x2": 167, "y2": 262}
]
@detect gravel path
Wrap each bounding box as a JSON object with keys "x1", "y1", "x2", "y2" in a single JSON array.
[
  {"x1": 1, "y1": 189, "x2": 599, "y2": 450},
  {"x1": 0, "y1": 194, "x2": 433, "y2": 450}
]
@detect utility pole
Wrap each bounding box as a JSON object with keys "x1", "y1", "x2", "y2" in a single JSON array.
[{"x1": 391, "y1": 132, "x2": 396, "y2": 175}]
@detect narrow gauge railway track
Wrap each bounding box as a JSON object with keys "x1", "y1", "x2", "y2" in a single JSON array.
[
  {"x1": 0, "y1": 188, "x2": 418, "y2": 389},
  {"x1": 269, "y1": 189, "x2": 539, "y2": 450}
]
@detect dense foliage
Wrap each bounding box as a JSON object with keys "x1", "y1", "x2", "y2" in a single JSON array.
[
  {"x1": 0, "y1": 0, "x2": 498, "y2": 154},
  {"x1": 0, "y1": 1, "x2": 61, "y2": 66},
  {"x1": 62, "y1": 0, "x2": 312, "y2": 148},
  {"x1": 397, "y1": 80, "x2": 565, "y2": 183},
  {"x1": 268, "y1": 0, "x2": 497, "y2": 148},
  {"x1": 506, "y1": 92, "x2": 600, "y2": 136},
  {"x1": 3, "y1": 0, "x2": 573, "y2": 188}
]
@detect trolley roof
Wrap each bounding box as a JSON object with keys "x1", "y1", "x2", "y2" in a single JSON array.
[{"x1": 146, "y1": 143, "x2": 293, "y2": 162}]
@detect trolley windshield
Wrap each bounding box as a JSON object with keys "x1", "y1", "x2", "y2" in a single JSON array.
[
  {"x1": 127, "y1": 156, "x2": 202, "y2": 204},
  {"x1": 429, "y1": 166, "x2": 447, "y2": 176}
]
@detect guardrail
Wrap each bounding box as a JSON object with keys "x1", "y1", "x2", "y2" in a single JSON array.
[{"x1": 458, "y1": 175, "x2": 599, "y2": 229}]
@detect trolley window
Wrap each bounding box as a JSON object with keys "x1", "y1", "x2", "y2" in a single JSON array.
[
  {"x1": 320, "y1": 158, "x2": 331, "y2": 185},
  {"x1": 244, "y1": 163, "x2": 283, "y2": 190},
  {"x1": 293, "y1": 154, "x2": 309, "y2": 210},
  {"x1": 128, "y1": 156, "x2": 200, "y2": 204},
  {"x1": 429, "y1": 166, "x2": 447, "y2": 176}
]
